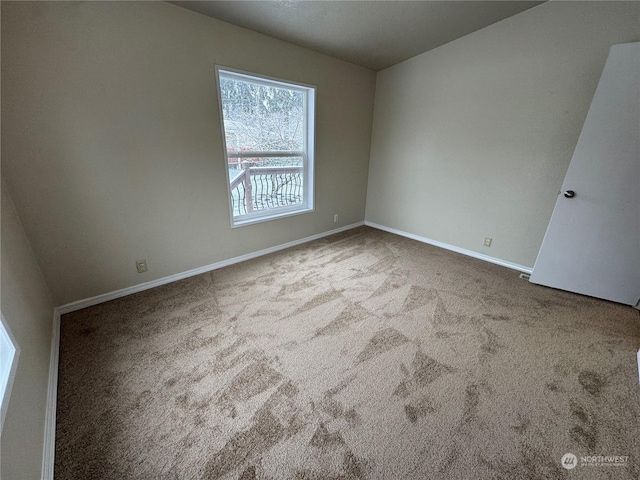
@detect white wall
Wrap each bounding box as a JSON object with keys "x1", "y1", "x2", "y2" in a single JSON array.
[
  {"x1": 366, "y1": 1, "x2": 640, "y2": 268},
  {"x1": 1, "y1": 180, "x2": 54, "y2": 479},
  {"x1": 1, "y1": 2, "x2": 376, "y2": 306}
]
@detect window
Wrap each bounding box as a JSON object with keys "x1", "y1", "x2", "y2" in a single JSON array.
[
  {"x1": 0, "y1": 313, "x2": 19, "y2": 432},
  {"x1": 216, "y1": 67, "x2": 316, "y2": 227}
]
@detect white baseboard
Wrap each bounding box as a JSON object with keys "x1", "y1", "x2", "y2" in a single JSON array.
[
  {"x1": 364, "y1": 221, "x2": 533, "y2": 274},
  {"x1": 41, "y1": 309, "x2": 60, "y2": 480},
  {"x1": 56, "y1": 222, "x2": 365, "y2": 316}
]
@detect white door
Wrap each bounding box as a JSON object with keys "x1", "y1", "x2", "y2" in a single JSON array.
[{"x1": 530, "y1": 43, "x2": 640, "y2": 307}]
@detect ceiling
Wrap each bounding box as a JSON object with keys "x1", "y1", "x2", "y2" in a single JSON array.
[{"x1": 171, "y1": 1, "x2": 544, "y2": 71}]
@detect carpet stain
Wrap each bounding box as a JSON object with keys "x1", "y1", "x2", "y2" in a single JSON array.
[
  {"x1": 545, "y1": 382, "x2": 560, "y2": 393},
  {"x1": 79, "y1": 326, "x2": 97, "y2": 337},
  {"x1": 164, "y1": 377, "x2": 178, "y2": 388}
]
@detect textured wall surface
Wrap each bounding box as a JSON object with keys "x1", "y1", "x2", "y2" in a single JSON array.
[
  {"x1": 366, "y1": 1, "x2": 640, "y2": 268},
  {"x1": 1, "y1": 180, "x2": 54, "y2": 479},
  {"x1": 1, "y1": 1, "x2": 376, "y2": 305}
]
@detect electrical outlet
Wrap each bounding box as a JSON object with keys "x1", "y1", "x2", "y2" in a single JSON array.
[
  {"x1": 333, "y1": 214, "x2": 338, "y2": 223},
  {"x1": 484, "y1": 237, "x2": 492, "y2": 247},
  {"x1": 136, "y1": 259, "x2": 148, "y2": 273}
]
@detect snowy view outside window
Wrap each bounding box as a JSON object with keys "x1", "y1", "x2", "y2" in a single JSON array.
[{"x1": 216, "y1": 68, "x2": 315, "y2": 226}]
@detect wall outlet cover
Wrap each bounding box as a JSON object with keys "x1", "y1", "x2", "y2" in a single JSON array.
[{"x1": 136, "y1": 259, "x2": 148, "y2": 273}]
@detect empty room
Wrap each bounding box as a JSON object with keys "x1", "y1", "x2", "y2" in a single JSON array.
[{"x1": 1, "y1": 1, "x2": 639, "y2": 479}]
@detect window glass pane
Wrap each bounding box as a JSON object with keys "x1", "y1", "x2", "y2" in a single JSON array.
[
  {"x1": 217, "y1": 68, "x2": 314, "y2": 226},
  {"x1": 219, "y1": 76, "x2": 304, "y2": 152},
  {"x1": 228, "y1": 157, "x2": 305, "y2": 217},
  {"x1": 0, "y1": 313, "x2": 18, "y2": 431}
]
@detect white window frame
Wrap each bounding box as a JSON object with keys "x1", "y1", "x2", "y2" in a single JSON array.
[
  {"x1": 0, "y1": 312, "x2": 19, "y2": 432},
  {"x1": 215, "y1": 66, "x2": 316, "y2": 227}
]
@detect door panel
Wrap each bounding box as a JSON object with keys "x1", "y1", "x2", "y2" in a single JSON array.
[{"x1": 530, "y1": 43, "x2": 640, "y2": 306}]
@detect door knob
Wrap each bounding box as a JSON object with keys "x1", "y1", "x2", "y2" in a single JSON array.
[{"x1": 564, "y1": 190, "x2": 575, "y2": 198}]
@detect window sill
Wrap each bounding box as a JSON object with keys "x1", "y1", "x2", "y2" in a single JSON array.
[{"x1": 231, "y1": 206, "x2": 314, "y2": 228}]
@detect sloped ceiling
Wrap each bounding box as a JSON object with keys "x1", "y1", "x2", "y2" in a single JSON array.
[{"x1": 172, "y1": 1, "x2": 544, "y2": 71}]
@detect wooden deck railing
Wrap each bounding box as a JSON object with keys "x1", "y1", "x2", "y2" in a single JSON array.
[{"x1": 229, "y1": 162, "x2": 303, "y2": 216}]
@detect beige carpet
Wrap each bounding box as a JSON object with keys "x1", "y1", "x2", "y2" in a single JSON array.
[{"x1": 55, "y1": 226, "x2": 640, "y2": 479}]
